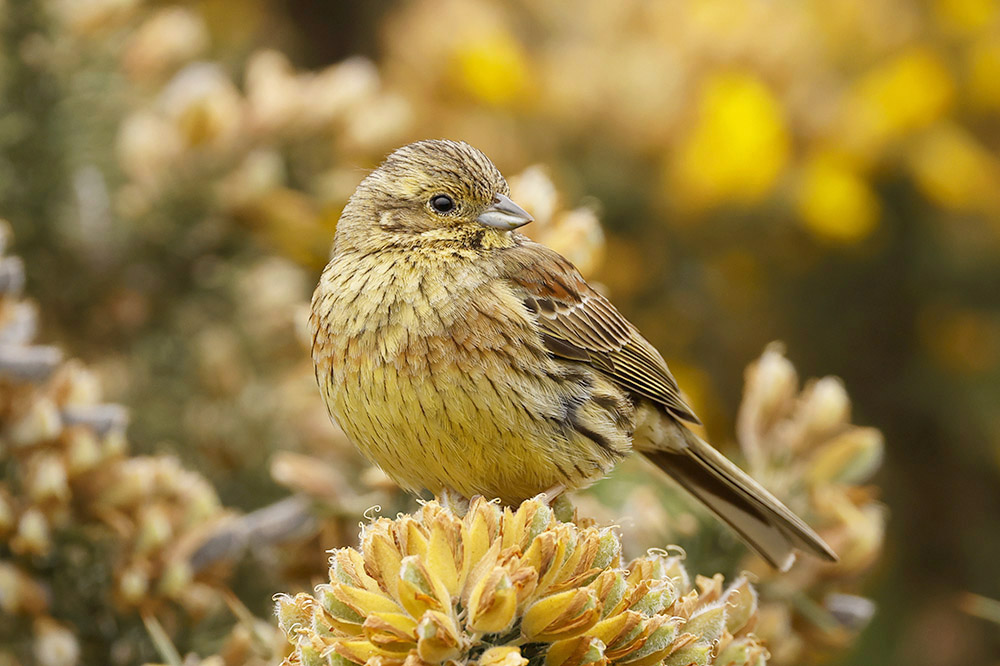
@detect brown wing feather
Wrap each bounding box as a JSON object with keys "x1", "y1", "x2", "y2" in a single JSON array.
[{"x1": 501, "y1": 240, "x2": 701, "y2": 425}]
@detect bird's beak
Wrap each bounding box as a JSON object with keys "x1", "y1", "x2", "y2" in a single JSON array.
[{"x1": 476, "y1": 193, "x2": 533, "y2": 230}]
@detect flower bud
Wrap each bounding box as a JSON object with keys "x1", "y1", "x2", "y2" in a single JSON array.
[
  {"x1": 26, "y1": 454, "x2": 69, "y2": 504},
  {"x1": 460, "y1": 501, "x2": 502, "y2": 590},
  {"x1": 296, "y1": 642, "x2": 329, "y2": 666},
  {"x1": 682, "y1": 602, "x2": 727, "y2": 647},
  {"x1": 799, "y1": 377, "x2": 850, "y2": 438},
  {"x1": 64, "y1": 427, "x2": 101, "y2": 475},
  {"x1": 49, "y1": 361, "x2": 102, "y2": 407},
  {"x1": 308, "y1": 58, "x2": 380, "y2": 125},
  {"x1": 8, "y1": 397, "x2": 61, "y2": 446},
  {"x1": 808, "y1": 427, "x2": 884, "y2": 485},
  {"x1": 416, "y1": 610, "x2": 465, "y2": 663},
  {"x1": 626, "y1": 579, "x2": 676, "y2": 617},
  {"x1": 0, "y1": 562, "x2": 48, "y2": 614},
  {"x1": 275, "y1": 593, "x2": 314, "y2": 637},
  {"x1": 466, "y1": 567, "x2": 517, "y2": 633},
  {"x1": 587, "y1": 610, "x2": 644, "y2": 651},
  {"x1": 522, "y1": 588, "x2": 601, "y2": 641},
  {"x1": 503, "y1": 498, "x2": 553, "y2": 551},
  {"x1": 592, "y1": 529, "x2": 622, "y2": 570},
  {"x1": 159, "y1": 63, "x2": 243, "y2": 150},
  {"x1": 330, "y1": 547, "x2": 380, "y2": 592},
  {"x1": 116, "y1": 111, "x2": 183, "y2": 186},
  {"x1": 363, "y1": 611, "x2": 418, "y2": 646},
  {"x1": 12, "y1": 507, "x2": 51, "y2": 556},
  {"x1": 245, "y1": 50, "x2": 302, "y2": 132},
  {"x1": 100, "y1": 428, "x2": 128, "y2": 459},
  {"x1": 663, "y1": 644, "x2": 712, "y2": 666},
  {"x1": 722, "y1": 577, "x2": 758, "y2": 635},
  {"x1": 744, "y1": 346, "x2": 798, "y2": 426},
  {"x1": 323, "y1": 582, "x2": 402, "y2": 622},
  {"x1": 589, "y1": 570, "x2": 628, "y2": 618},
  {"x1": 425, "y1": 517, "x2": 461, "y2": 597},
  {"x1": 833, "y1": 500, "x2": 886, "y2": 572},
  {"x1": 362, "y1": 529, "x2": 404, "y2": 601},
  {"x1": 545, "y1": 635, "x2": 606, "y2": 666},
  {"x1": 117, "y1": 563, "x2": 150, "y2": 606},
  {"x1": 157, "y1": 559, "x2": 193, "y2": 599},
  {"x1": 135, "y1": 504, "x2": 174, "y2": 554},
  {"x1": 715, "y1": 637, "x2": 769, "y2": 666},
  {"x1": 616, "y1": 616, "x2": 678, "y2": 666},
  {"x1": 33, "y1": 619, "x2": 80, "y2": 666},
  {"x1": 123, "y1": 7, "x2": 208, "y2": 80},
  {"x1": 397, "y1": 556, "x2": 451, "y2": 619},
  {"x1": 478, "y1": 646, "x2": 528, "y2": 666}
]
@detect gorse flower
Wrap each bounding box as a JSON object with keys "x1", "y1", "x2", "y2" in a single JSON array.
[
  {"x1": 735, "y1": 344, "x2": 884, "y2": 664},
  {"x1": 277, "y1": 497, "x2": 767, "y2": 666},
  {"x1": 0, "y1": 221, "x2": 230, "y2": 664}
]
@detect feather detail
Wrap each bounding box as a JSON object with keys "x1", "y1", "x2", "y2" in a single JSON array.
[{"x1": 503, "y1": 240, "x2": 701, "y2": 425}]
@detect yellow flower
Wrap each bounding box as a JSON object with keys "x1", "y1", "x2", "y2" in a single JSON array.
[
  {"x1": 933, "y1": 0, "x2": 998, "y2": 35},
  {"x1": 796, "y1": 151, "x2": 880, "y2": 245},
  {"x1": 840, "y1": 48, "x2": 954, "y2": 161},
  {"x1": 450, "y1": 31, "x2": 531, "y2": 107},
  {"x1": 670, "y1": 71, "x2": 790, "y2": 210},
  {"x1": 966, "y1": 35, "x2": 1000, "y2": 111},
  {"x1": 277, "y1": 497, "x2": 765, "y2": 666},
  {"x1": 908, "y1": 124, "x2": 1000, "y2": 214}
]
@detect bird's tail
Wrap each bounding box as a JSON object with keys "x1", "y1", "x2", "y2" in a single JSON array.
[{"x1": 642, "y1": 427, "x2": 838, "y2": 571}]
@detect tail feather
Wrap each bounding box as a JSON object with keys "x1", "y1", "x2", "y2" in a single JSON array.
[{"x1": 643, "y1": 429, "x2": 838, "y2": 571}]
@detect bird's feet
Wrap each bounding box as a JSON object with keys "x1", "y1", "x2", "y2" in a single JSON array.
[
  {"x1": 540, "y1": 484, "x2": 575, "y2": 522},
  {"x1": 438, "y1": 487, "x2": 471, "y2": 515},
  {"x1": 540, "y1": 483, "x2": 567, "y2": 503}
]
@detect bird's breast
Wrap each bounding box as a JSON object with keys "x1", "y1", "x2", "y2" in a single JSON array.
[{"x1": 311, "y1": 249, "x2": 537, "y2": 375}]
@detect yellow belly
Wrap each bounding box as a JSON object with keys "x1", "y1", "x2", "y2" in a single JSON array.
[
  {"x1": 332, "y1": 361, "x2": 602, "y2": 503},
  {"x1": 311, "y1": 249, "x2": 630, "y2": 504}
]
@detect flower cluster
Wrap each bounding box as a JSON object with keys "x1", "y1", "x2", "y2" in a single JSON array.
[
  {"x1": 0, "y1": 220, "x2": 228, "y2": 664},
  {"x1": 734, "y1": 345, "x2": 884, "y2": 664},
  {"x1": 380, "y1": 0, "x2": 1000, "y2": 243},
  {"x1": 278, "y1": 497, "x2": 766, "y2": 666}
]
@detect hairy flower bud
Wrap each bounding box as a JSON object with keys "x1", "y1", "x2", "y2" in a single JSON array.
[{"x1": 277, "y1": 498, "x2": 765, "y2": 666}]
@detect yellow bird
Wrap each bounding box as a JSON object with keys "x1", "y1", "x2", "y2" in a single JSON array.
[{"x1": 310, "y1": 139, "x2": 837, "y2": 570}]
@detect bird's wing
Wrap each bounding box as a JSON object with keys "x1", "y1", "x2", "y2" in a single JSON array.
[{"x1": 501, "y1": 240, "x2": 701, "y2": 425}]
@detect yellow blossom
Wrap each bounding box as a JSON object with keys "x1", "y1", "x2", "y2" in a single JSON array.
[
  {"x1": 908, "y1": 124, "x2": 1000, "y2": 213},
  {"x1": 966, "y1": 35, "x2": 1000, "y2": 111},
  {"x1": 840, "y1": 48, "x2": 955, "y2": 161},
  {"x1": 796, "y1": 151, "x2": 880, "y2": 244},
  {"x1": 276, "y1": 497, "x2": 765, "y2": 666},
  {"x1": 451, "y1": 30, "x2": 531, "y2": 107},
  {"x1": 670, "y1": 72, "x2": 790, "y2": 210},
  {"x1": 933, "y1": 0, "x2": 998, "y2": 35}
]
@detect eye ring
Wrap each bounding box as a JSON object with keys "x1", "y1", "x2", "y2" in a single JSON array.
[{"x1": 430, "y1": 194, "x2": 455, "y2": 214}]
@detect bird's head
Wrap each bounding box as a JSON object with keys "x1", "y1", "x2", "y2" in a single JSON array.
[{"x1": 335, "y1": 139, "x2": 533, "y2": 251}]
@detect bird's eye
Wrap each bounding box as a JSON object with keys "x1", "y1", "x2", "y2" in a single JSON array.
[{"x1": 430, "y1": 194, "x2": 455, "y2": 213}]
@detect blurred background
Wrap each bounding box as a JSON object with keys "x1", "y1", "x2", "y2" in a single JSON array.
[{"x1": 2, "y1": 0, "x2": 999, "y2": 664}]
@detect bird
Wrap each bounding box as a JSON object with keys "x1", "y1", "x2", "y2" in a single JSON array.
[{"x1": 309, "y1": 139, "x2": 837, "y2": 570}]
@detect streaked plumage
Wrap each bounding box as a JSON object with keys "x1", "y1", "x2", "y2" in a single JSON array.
[{"x1": 310, "y1": 139, "x2": 837, "y2": 570}]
